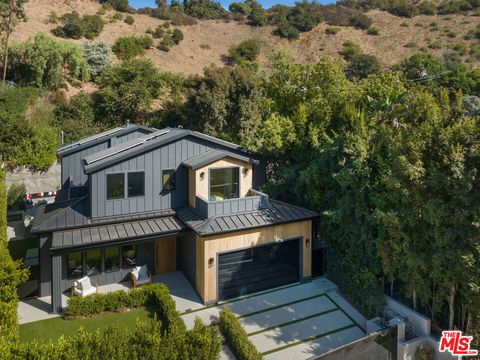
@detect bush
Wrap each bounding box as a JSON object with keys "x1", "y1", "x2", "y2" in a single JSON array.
[
  {"x1": 52, "y1": 12, "x2": 104, "y2": 39},
  {"x1": 339, "y1": 40, "x2": 362, "y2": 61},
  {"x1": 101, "y1": 0, "x2": 130, "y2": 12},
  {"x1": 124, "y1": 15, "x2": 135, "y2": 25},
  {"x1": 97, "y1": 58, "x2": 163, "y2": 124},
  {"x1": 7, "y1": 183, "x2": 26, "y2": 210},
  {"x1": 345, "y1": 53, "x2": 381, "y2": 79},
  {"x1": 229, "y1": 1, "x2": 251, "y2": 14},
  {"x1": 415, "y1": 346, "x2": 435, "y2": 360},
  {"x1": 219, "y1": 307, "x2": 262, "y2": 360},
  {"x1": 183, "y1": 0, "x2": 226, "y2": 19},
  {"x1": 8, "y1": 33, "x2": 90, "y2": 89},
  {"x1": 112, "y1": 36, "x2": 152, "y2": 60},
  {"x1": 200, "y1": 43, "x2": 211, "y2": 49},
  {"x1": 463, "y1": 94, "x2": 480, "y2": 116},
  {"x1": 229, "y1": 39, "x2": 260, "y2": 64},
  {"x1": 386, "y1": 0, "x2": 420, "y2": 17},
  {"x1": 112, "y1": 12, "x2": 124, "y2": 22},
  {"x1": 349, "y1": 12, "x2": 372, "y2": 29},
  {"x1": 325, "y1": 26, "x2": 340, "y2": 34},
  {"x1": 53, "y1": 93, "x2": 96, "y2": 143},
  {"x1": 428, "y1": 40, "x2": 442, "y2": 49},
  {"x1": 247, "y1": 0, "x2": 267, "y2": 26},
  {"x1": 152, "y1": 26, "x2": 165, "y2": 38},
  {"x1": 171, "y1": 28, "x2": 184, "y2": 44},
  {"x1": 275, "y1": 21, "x2": 300, "y2": 39},
  {"x1": 83, "y1": 41, "x2": 112, "y2": 79},
  {"x1": 158, "y1": 36, "x2": 175, "y2": 51},
  {"x1": 418, "y1": 1, "x2": 437, "y2": 14},
  {"x1": 367, "y1": 26, "x2": 380, "y2": 35}
]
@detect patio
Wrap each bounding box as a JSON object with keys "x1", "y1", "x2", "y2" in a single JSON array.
[{"x1": 18, "y1": 271, "x2": 204, "y2": 324}]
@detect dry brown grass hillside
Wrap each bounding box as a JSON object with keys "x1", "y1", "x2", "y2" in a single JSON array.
[{"x1": 11, "y1": 0, "x2": 480, "y2": 78}]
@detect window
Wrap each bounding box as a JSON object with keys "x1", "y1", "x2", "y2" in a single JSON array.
[
  {"x1": 128, "y1": 172, "x2": 145, "y2": 197},
  {"x1": 122, "y1": 245, "x2": 137, "y2": 268},
  {"x1": 209, "y1": 167, "x2": 239, "y2": 201},
  {"x1": 104, "y1": 246, "x2": 120, "y2": 273},
  {"x1": 162, "y1": 169, "x2": 176, "y2": 191},
  {"x1": 85, "y1": 249, "x2": 101, "y2": 276},
  {"x1": 107, "y1": 173, "x2": 124, "y2": 200},
  {"x1": 67, "y1": 252, "x2": 83, "y2": 279}
]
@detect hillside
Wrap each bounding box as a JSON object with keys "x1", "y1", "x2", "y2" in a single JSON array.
[{"x1": 11, "y1": 0, "x2": 480, "y2": 78}]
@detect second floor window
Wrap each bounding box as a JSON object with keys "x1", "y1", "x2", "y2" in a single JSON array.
[
  {"x1": 128, "y1": 172, "x2": 145, "y2": 197},
  {"x1": 107, "y1": 173, "x2": 124, "y2": 200},
  {"x1": 210, "y1": 167, "x2": 239, "y2": 201},
  {"x1": 162, "y1": 169, "x2": 176, "y2": 191}
]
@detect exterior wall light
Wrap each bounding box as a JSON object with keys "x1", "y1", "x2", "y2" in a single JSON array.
[
  {"x1": 242, "y1": 168, "x2": 249, "y2": 176},
  {"x1": 200, "y1": 172, "x2": 205, "y2": 180},
  {"x1": 208, "y1": 257, "x2": 214, "y2": 268},
  {"x1": 306, "y1": 238, "x2": 310, "y2": 247}
]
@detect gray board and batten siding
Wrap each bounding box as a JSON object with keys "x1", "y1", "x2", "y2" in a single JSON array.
[
  {"x1": 59, "y1": 125, "x2": 155, "y2": 188},
  {"x1": 89, "y1": 135, "x2": 264, "y2": 218}
]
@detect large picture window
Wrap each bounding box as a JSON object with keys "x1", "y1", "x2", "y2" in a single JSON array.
[
  {"x1": 122, "y1": 245, "x2": 137, "y2": 268},
  {"x1": 85, "y1": 249, "x2": 101, "y2": 276},
  {"x1": 67, "y1": 252, "x2": 83, "y2": 279},
  {"x1": 162, "y1": 169, "x2": 176, "y2": 191},
  {"x1": 104, "y1": 246, "x2": 120, "y2": 273},
  {"x1": 209, "y1": 167, "x2": 239, "y2": 201},
  {"x1": 107, "y1": 173, "x2": 125, "y2": 200},
  {"x1": 128, "y1": 172, "x2": 145, "y2": 197}
]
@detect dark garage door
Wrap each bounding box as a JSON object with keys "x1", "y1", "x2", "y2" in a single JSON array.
[{"x1": 218, "y1": 239, "x2": 300, "y2": 300}]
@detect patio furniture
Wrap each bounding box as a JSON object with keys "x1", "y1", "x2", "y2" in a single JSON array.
[
  {"x1": 71, "y1": 276, "x2": 98, "y2": 297},
  {"x1": 131, "y1": 265, "x2": 152, "y2": 287}
]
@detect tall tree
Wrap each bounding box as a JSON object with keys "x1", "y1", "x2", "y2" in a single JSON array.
[{"x1": 0, "y1": 0, "x2": 28, "y2": 82}]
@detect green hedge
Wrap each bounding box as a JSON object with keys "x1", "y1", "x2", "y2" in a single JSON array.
[
  {"x1": 0, "y1": 171, "x2": 29, "y2": 357},
  {"x1": 219, "y1": 307, "x2": 263, "y2": 360},
  {"x1": 65, "y1": 283, "x2": 185, "y2": 331}
]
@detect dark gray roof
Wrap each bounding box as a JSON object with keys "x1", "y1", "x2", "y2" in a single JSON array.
[
  {"x1": 182, "y1": 149, "x2": 260, "y2": 170},
  {"x1": 51, "y1": 215, "x2": 185, "y2": 250},
  {"x1": 31, "y1": 197, "x2": 178, "y2": 234},
  {"x1": 57, "y1": 124, "x2": 157, "y2": 157},
  {"x1": 177, "y1": 199, "x2": 318, "y2": 236},
  {"x1": 82, "y1": 128, "x2": 260, "y2": 174}
]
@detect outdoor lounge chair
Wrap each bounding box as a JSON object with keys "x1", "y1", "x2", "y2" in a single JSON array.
[
  {"x1": 71, "y1": 276, "x2": 98, "y2": 297},
  {"x1": 131, "y1": 265, "x2": 152, "y2": 287}
]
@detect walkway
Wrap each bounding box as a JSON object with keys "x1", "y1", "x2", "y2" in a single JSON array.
[{"x1": 181, "y1": 278, "x2": 367, "y2": 360}]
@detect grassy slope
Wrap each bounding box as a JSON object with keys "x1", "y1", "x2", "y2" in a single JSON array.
[
  {"x1": 11, "y1": 0, "x2": 480, "y2": 81},
  {"x1": 19, "y1": 306, "x2": 158, "y2": 343}
]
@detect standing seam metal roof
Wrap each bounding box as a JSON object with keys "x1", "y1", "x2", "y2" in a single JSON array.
[{"x1": 181, "y1": 149, "x2": 260, "y2": 170}]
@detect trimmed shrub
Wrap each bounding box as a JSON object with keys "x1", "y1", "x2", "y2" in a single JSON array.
[
  {"x1": 124, "y1": 15, "x2": 135, "y2": 25},
  {"x1": 172, "y1": 28, "x2": 184, "y2": 44},
  {"x1": 367, "y1": 26, "x2": 380, "y2": 35},
  {"x1": 219, "y1": 307, "x2": 262, "y2": 360}
]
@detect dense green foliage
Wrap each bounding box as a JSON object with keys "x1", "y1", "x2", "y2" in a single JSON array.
[
  {"x1": 52, "y1": 12, "x2": 105, "y2": 39},
  {"x1": 100, "y1": 0, "x2": 130, "y2": 12},
  {"x1": 0, "y1": 86, "x2": 59, "y2": 171},
  {"x1": 183, "y1": 0, "x2": 226, "y2": 19},
  {"x1": 7, "y1": 183, "x2": 26, "y2": 210},
  {"x1": 112, "y1": 35, "x2": 153, "y2": 59},
  {"x1": 124, "y1": 14, "x2": 135, "y2": 24},
  {"x1": 8, "y1": 33, "x2": 89, "y2": 89},
  {"x1": 219, "y1": 307, "x2": 262, "y2": 360},
  {"x1": 0, "y1": 171, "x2": 29, "y2": 357},
  {"x1": 345, "y1": 53, "x2": 381, "y2": 79},
  {"x1": 97, "y1": 58, "x2": 163, "y2": 124}
]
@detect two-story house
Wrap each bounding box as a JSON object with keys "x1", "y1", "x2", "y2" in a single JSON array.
[{"x1": 31, "y1": 125, "x2": 318, "y2": 313}]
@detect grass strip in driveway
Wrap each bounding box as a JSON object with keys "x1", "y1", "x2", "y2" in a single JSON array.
[
  {"x1": 246, "y1": 308, "x2": 339, "y2": 337},
  {"x1": 324, "y1": 293, "x2": 365, "y2": 331},
  {"x1": 261, "y1": 323, "x2": 358, "y2": 356},
  {"x1": 238, "y1": 293, "x2": 327, "y2": 319}
]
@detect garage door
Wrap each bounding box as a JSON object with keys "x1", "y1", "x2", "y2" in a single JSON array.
[{"x1": 218, "y1": 238, "x2": 300, "y2": 300}]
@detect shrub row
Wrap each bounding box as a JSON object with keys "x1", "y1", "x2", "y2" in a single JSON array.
[
  {"x1": 219, "y1": 307, "x2": 263, "y2": 360},
  {"x1": 64, "y1": 283, "x2": 185, "y2": 333},
  {"x1": 0, "y1": 171, "x2": 29, "y2": 357}
]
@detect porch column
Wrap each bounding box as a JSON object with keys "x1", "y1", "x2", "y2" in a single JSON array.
[{"x1": 51, "y1": 254, "x2": 62, "y2": 314}]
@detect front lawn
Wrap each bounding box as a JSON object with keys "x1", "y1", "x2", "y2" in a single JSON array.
[{"x1": 19, "y1": 306, "x2": 158, "y2": 343}]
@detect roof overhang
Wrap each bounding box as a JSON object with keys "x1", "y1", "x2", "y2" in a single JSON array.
[{"x1": 181, "y1": 149, "x2": 260, "y2": 170}]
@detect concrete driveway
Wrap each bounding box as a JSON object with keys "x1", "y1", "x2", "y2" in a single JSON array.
[{"x1": 181, "y1": 278, "x2": 368, "y2": 359}]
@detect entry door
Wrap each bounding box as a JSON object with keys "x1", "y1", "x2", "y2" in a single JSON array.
[
  {"x1": 155, "y1": 237, "x2": 176, "y2": 275},
  {"x1": 218, "y1": 238, "x2": 300, "y2": 300}
]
